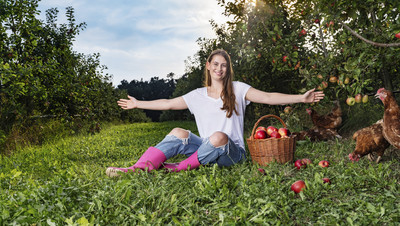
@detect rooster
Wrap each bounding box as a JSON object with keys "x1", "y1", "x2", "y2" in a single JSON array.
[
  {"x1": 306, "y1": 100, "x2": 342, "y2": 130},
  {"x1": 349, "y1": 120, "x2": 390, "y2": 163},
  {"x1": 375, "y1": 88, "x2": 400, "y2": 149}
]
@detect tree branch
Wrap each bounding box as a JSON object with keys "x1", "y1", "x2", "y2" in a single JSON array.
[{"x1": 340, "y1": 21, "x2": 400, "y2": 48}]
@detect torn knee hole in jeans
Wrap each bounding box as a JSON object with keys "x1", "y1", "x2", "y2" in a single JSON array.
[
  {"x1": 205, "y1": 138, "x2": 229, "y2": 154},
  {"x1": 166, "y1": 134, "x2": 189, "y2": 145}
]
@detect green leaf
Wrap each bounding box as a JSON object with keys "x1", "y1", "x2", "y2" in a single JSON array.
[
  {"x1": 77, "y1": 217, "x2": 89, "y2": 226},
  {"x1": 138, "y1": 213, "x2": 146, "y2": 221},
  {"x1": 367, "y1": 203, "x2": 376, "y2": 213},
  {"x1": 47, "y1": 219, "x2": 57, "y2": 226}
]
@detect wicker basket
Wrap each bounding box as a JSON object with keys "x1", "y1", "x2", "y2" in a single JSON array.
[{"x1": 246, "y1": 114, "x2": 296, "y2": 166}]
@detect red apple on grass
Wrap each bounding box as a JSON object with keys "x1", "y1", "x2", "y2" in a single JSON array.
[
  {"x1": 301, "y1": 158, "x2": 312, "y2": 165},
  {"x1": 266, "y1": 126, "x2": 278, "y2": 136},
  {"x1": 291, "y1": 180, "x2": 306, "y2": 194},
  {"x1": 319, "y1": 160, "x2": 330, "y2": 167},
  {"x1": 254, "y1": 130, "x2": 267, "y2": 139},
  {"x1": 278, "y1": 128, "x2": 290, "y2": 138},
  {"x1": 258, "y1": 168, "x2": 266, "y2": 175},
  {"x1": 322, "y1": 178, "x2": 331, "y2": 184},
  {"x1": 294, "y1": 159, "x2": 306, "y2": 170},
  {"x1": 349, "y1": 153, "x2": 360, "y2": 162}
]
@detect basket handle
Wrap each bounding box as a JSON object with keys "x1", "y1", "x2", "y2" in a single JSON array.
[{"x1": 249, "y1": 114, "x2": 287, "y2": 140}]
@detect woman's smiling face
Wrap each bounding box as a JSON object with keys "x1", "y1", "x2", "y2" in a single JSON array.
[{"x1": 207, "y1": 54, "x2": 227, "y2": 81}]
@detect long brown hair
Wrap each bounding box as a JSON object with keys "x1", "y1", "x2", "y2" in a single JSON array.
[{"x1": 204, "y1": 49, "x2": 238, "y2": 118}]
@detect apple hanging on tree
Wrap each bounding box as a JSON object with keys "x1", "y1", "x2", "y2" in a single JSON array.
[
  {"x1": 355, "y1": 94, "x2": 362, "y2": 103},
  {"x1": 346, "y1": 97, "x2": 355, "y2": 106},
  {"x1": 329, "y1": 76, "x2": 338, "y2": 83},
  {"x1": 395, "y1": 32, "x2": 400, "y2": 39},
  {"x1": 362, "y1": 95, "x2": 369, "y2": 103},
  {"x1": 284, "y1": 106, "x2": 292, "y2": 114}
]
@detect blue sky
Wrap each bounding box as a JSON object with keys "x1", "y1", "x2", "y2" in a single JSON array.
[{"x1": 38, "y1": 0, "x2": 228, "y2": 86}]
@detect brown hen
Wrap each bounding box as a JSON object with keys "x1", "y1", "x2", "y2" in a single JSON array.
[
  {"x1": 375, "y1": 88, "x2": 400, "y2": 149},
  {"x1": 293, "y1": 127, "x2": 342, "y2": 141},
  {"x1": 349, "y1": 119, "x2": 390, "y2": 163},
  {"x1": 306, "y1": 100, "x2": 342, "y2": 129}
]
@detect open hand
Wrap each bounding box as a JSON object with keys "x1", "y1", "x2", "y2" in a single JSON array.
[
  {"x1": 303, "y1": 88, "x2": 325, "y2": 103},
  {"x1": 117, "y1": 95, "x2": 137, "y2": 109}
]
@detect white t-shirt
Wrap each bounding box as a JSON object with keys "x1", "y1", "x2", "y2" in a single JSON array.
[{"x1": 182, "y1": 81, "x2": 251, "y2": 149}]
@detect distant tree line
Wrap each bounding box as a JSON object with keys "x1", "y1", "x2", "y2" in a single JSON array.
[{"x1": 117, "y1": 74, "x2": 177, "y2": 122}]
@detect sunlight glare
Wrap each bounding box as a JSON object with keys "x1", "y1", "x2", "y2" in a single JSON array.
[{"x1": 247, "y1": 0, "x2": 257, "y2": 7}]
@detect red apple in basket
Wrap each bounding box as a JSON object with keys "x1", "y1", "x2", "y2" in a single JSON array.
[
  {"x1": 269, "y1": 131, "x2": 281, "y2": 138},
  {"x1": 254, "y1": 130, "x2": 267, "y2": 139},
  {"x1": 278, "y1": 128, "x2": 290, "y2": 138},
  {"x1": 291, "y1": 180, "x2": 306, "y2": 194},
  {"x1": 266, "y1": 126, "x2": 278, "y2": 136},
  {"x1": 256, "y1": 126, "x2": 268, "y2": 133}
]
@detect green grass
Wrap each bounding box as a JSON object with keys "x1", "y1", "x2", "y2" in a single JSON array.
[{"x1": 1, "y1": 121, "x2": 399, "y2": 225}]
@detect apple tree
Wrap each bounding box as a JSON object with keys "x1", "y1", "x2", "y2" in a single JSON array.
[
  {"x1": 210, "y1": 0, "x2": 313, "y2": 120},
  {"x1": 208, "y1": 0, "x2": 400, "y2": 109},
  {"x1": 0, "y1": 1, "x2": 149, "y2": 152},
  {"x1": 289, "y1": 0, "x2": 400, "y2": 102}
]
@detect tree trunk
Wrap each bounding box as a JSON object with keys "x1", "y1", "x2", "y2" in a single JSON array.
[{"x1": 382, "y1": 64, "x2": 393, "y2": 91}]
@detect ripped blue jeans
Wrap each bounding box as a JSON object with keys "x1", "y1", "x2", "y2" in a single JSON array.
[{"x1": 155, "y1": 130, "x2": 246, "y2": 167}]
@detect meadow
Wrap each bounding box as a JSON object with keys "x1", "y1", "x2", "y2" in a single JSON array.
[{"x1": 1, "y1": 121, "x2": 399, "y2": 225}]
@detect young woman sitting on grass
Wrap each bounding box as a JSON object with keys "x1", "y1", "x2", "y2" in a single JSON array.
[{"x1": 106, "y1": 49, "x2": 324, "y2": 177}]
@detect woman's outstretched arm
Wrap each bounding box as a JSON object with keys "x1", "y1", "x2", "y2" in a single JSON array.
[
  {"x1": 117, "y1": 95, "x2": 188, "y2": 110},
  {"x1": 245, "y1": 87, "x2": 324, "y2": 105}
]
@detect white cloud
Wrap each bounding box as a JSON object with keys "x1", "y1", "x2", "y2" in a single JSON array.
[{"x1": 38, "y1": 0, "x2": 229, "y2": 86}]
